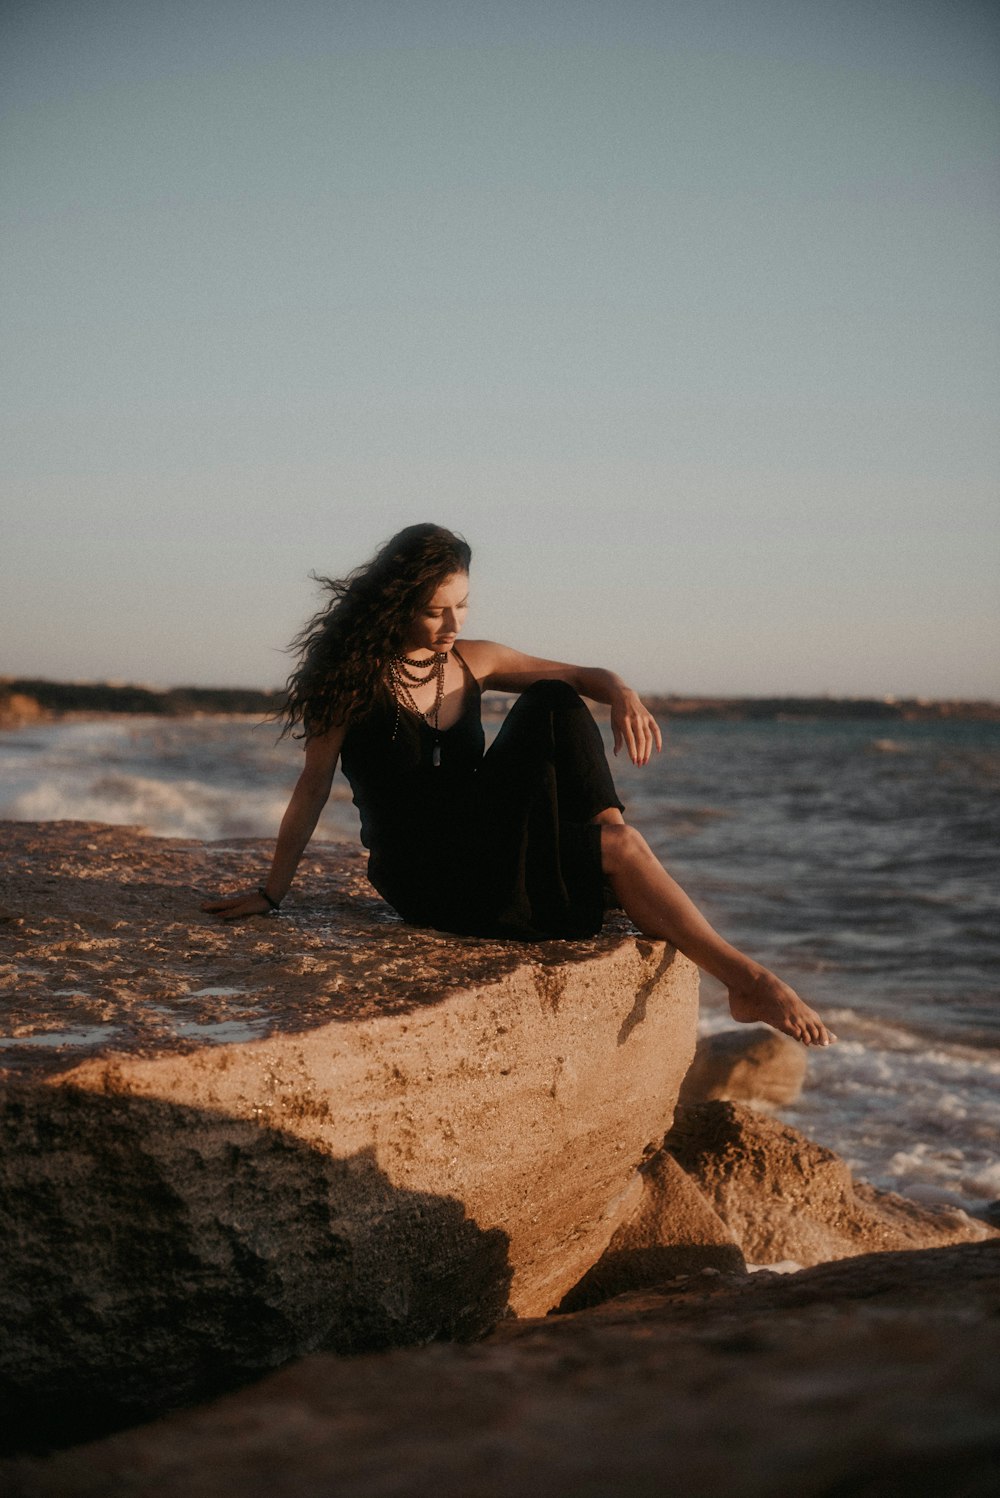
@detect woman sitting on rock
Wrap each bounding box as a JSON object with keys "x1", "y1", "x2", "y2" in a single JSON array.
[{"x1": 203, "y1": 523, "x2": 835, "y2": 1047}]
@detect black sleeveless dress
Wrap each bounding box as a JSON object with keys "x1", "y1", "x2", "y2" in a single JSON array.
[{"x1": 339, "y1": 652, "x2": 624, "y2": 940}]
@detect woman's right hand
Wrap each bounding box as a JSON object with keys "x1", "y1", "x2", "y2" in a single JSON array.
[{"x1": 201, "y1": 889, "x2": 274, "y2": 922}]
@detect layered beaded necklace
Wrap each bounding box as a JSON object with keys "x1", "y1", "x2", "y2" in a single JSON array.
[{"x1": 388, "y1": 650, "x2": 448, "y2": 765}]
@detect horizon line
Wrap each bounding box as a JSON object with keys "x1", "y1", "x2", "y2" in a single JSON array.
[{"x1": 3, "y1": 676, "x2": 998, "y2": 709}]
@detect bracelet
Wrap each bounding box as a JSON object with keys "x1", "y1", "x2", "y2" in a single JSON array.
[{"x1": 257, "y1": 885, "x2": 282, "y2": 912}]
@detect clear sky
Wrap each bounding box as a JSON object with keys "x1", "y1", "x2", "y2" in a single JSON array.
[{"x1": 3, "y1": 0, "x2": 998, "y2": 697}]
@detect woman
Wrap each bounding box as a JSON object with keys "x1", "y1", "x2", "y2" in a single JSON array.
[{"x1": 204, "y1": 524, "x2": 835, "y2": 1047}]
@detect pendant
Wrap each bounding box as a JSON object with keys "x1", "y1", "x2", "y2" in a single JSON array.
[{"x1": 431, "y1": 742, "x2": 442, "y2": 767}]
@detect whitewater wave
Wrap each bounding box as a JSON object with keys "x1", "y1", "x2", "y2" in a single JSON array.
[
  {"x1": 697, "y1": 1000, "x2": 1000, "y2": 1212},
  {"x1": 1, "y1": 772, "x2": 357, "y2": 842}
]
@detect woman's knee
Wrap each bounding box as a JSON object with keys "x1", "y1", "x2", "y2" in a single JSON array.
[
  {"x1": 599, "y1": 822, "x2": 649, "y2": 877},
  {"x1": 499, "y1": 679, "x2": 585, "y2": 734},
  {"x1": 516, "y1": 679, "x2": 585, "y2": 710}
]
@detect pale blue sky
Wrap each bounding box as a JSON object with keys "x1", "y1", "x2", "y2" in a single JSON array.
[{"x1": 3, "y1": 0, "x2": 998, "y2": 695}]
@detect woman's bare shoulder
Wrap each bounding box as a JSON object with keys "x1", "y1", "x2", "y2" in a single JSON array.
[{"x1": 454, "y1": 639, "x2": 502, "y2": 678}]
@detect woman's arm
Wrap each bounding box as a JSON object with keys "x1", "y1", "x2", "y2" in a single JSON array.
[
  {"x1": 201, "y1": 722, "x2": 347, "y2": 921},
  {"x1": 461, "y1": 640, "x2": 662, "y2": 766}
]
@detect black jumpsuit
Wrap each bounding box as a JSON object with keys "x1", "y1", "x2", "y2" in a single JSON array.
[{"x1": 339, "y1": 651, "x2": 624, "y2": 941}]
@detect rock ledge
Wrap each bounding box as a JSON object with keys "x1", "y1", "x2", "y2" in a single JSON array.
[{"x1": 0, "y1": 821, "x2": 698, "y2": 1443}]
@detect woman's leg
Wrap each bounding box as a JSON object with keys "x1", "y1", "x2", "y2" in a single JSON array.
[
  {"x1": 595, "y1": 812, "x2": 836, "y2": 1047},
  {"x1": 481, "y1": 680, "x2": 624, "y2": 822},
  {"x1": 470, "y1": 681, "x2": 623, "y2": 938}
]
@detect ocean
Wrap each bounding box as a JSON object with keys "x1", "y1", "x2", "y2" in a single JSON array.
[{"x1": 2, "y1": 710, "x2": 998, "y2": 1216}]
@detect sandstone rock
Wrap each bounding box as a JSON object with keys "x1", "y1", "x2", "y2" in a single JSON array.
[
  {"x1": 5, "y1": 1242, "x2": 997, "y2": 1497},
  {"x1": 0, "y1": 691, "x2": 47, "y2": 728},
  {"x1": 679, "y1": 1024, "x2": 807, "y2": 1107},
  {"x1": 557, "y1": 1148, "x2": 745, "y2": 1310},
  {"x1": 0, "y1": 821, "x2": 698, "y2": 1449},
  {"x1": 666, "y1": 1100, "x2": 996, "y2": 1267}
]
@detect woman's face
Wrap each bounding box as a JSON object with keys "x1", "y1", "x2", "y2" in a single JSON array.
[{"x1": 403, "y1": 571, "x2": 469, "y2": 656}]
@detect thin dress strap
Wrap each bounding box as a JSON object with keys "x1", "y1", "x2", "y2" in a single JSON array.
[{"x1": 451, "y1": 645, "x2": 478, "y2": 689}]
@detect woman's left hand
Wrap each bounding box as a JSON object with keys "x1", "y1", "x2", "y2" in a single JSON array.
[{"x1": 611, "y1": 688, "x2": 663, "y2": 766}]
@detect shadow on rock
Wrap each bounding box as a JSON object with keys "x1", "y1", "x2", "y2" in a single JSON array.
[
  {"x1": 0, "y1": 1082, "x2": 513, "y2": 1456},
  {"x1": 6, "y1": 1244, "x2": 998, "y2": 1498}
]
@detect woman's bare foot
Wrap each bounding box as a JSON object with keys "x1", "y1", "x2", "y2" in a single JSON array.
[{"x1": 727, "y1": 970, "x2": 837, "y2": 1047}]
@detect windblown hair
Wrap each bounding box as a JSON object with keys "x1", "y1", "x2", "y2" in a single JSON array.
[{"x1": 278, "y1": 523, "x2": 472, "y2": 739}]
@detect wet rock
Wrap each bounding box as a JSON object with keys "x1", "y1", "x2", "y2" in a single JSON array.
[
  {"x1": 557, "y1": 1148, "x2": 745, "y2": 1310},
  {"x1": 666, "y1": 1101, "x2": 996, "y2": 1267},
  {"x1": 0, "y1": 821, "x2": 698, "y2": 1450},
  {"x1": 679, "y1": 1024, "x2": 807, "y2": 1107},
  {"x1": 5, "y1": 1242, "x2": 997, "y2": 1497}
]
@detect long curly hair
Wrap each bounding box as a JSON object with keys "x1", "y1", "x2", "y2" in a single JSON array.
[{"x1": 278, "y1": 523, "x2": 472, "y2": 738}]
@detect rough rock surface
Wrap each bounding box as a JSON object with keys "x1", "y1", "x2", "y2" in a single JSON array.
[
  {"x1": 5, "y1": 1242, "x2": 997, "y2": 1498},
  {"x1": 557, "y1": 1147, "x2": 745, "y2": 1310},
  {"x1": 679, "y1": 1023, "x2": 808, "y2": 1107},
  {"x1": 667, "y1": 1101, "x2": 996, "y2": 1267},
  {"x1": 0, "y1": 821, "x2": 699, "y2": 1447}
]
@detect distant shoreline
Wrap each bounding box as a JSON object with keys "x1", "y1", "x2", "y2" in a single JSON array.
[{"x1": 3, "y1": 677, "x2": 998, "y2": 725}]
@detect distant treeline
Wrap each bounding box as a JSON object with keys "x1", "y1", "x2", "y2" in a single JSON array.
[
  {"x1": 642, "y1": 695, "x2": 1000, "y2": 722},
  {"x1": 1, "y1": 679, "x2": 284, "y2": 718},
  {"x1": 2, "y1": 678, "x2": 998, "y2": 723}
]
